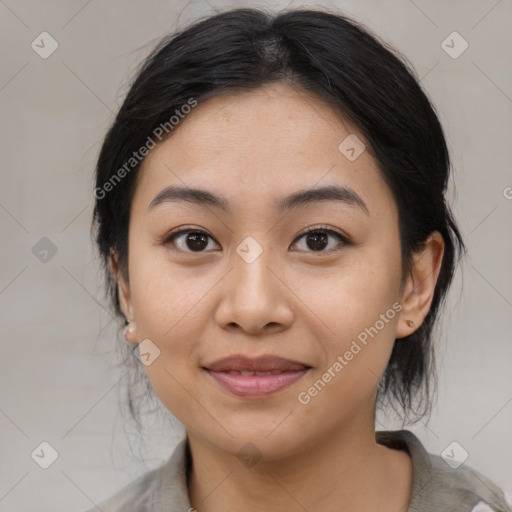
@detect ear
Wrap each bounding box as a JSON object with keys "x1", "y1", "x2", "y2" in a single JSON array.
[
  {"x1": 396, "y1": 232, "x2": 445, "y2": 339},
  {"x1": 109, "y1": 249, "x2": 134, "y2": 322}
]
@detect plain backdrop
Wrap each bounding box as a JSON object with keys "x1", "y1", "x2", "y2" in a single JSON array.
[{"x1": 1, "y1": 0, "x2": 511, "y2": 510}]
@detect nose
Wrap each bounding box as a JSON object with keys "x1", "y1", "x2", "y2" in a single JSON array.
[{"x1": 214, "y1": 241, "x2": 294, "y2": 335}]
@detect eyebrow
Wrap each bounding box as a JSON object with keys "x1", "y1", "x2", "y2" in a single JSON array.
[{"x1": 146, "y1": 184, "x2": 369, "y2": 215}]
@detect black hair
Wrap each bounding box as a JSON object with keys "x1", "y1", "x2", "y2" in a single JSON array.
[{"x1": 91, "y1": 7, "x2": 465, "y2": 428}]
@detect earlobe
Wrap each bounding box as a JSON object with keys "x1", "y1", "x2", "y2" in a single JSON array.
[
  {"x1": 396, "y1": 232, "x2": 445, "y2": 339},
  {"x1": 124, "y1": 321, "x2": 138, "y2": 344}
]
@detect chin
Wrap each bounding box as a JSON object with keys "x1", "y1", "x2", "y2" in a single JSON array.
[{"x1": 195, "y1": 422, "x2": 316, "y2": 463}]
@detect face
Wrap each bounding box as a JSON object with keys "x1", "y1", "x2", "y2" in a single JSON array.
[{"x1": 115, "y1": 83, "x2": 434, "y2": 459}]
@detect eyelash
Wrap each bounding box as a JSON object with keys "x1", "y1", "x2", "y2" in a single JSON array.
[{"x1": 162, "y1": 225, "x2": 351, "y2": 255}]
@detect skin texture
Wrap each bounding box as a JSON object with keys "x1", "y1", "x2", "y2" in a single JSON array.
[{"x1": 112, "y1": 83, "x2": 444, "y2": 512}]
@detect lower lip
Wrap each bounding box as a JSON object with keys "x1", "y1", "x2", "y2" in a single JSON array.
[{"x1": 205, "y1": 369, "x2": 310, "y2": 398}]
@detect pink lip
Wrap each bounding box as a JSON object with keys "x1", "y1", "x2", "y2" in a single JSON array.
[
  {"x1": 205, "y1": 368, "x2": 310, "y2": 398},
  {"x1": 204, "y1": 354, "x2": 309, "y2": 372}
]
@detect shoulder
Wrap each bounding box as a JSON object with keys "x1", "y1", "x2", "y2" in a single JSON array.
[
  {"x1": 79, "y1": 437, "x2": 190, "y2": 512},
  {"x1": 376, "y1": 430, "x2": 512, "y2": 512},
  {"x1": 424, "y1": 451, "x2": 512, "y2": 512}
]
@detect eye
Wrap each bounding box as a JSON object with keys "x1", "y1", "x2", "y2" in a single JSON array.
[
  {"x1": 290, "y1": 225, "x2": 350, "y2": 254},
  {"x1": 163, "y1": 226, "x2": 220, "y2": 253},
  {"x1": 162, "y1": 224, "x2": 350, "y2": 254}
]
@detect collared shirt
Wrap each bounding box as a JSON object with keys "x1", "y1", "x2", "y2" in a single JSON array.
[{"x1": 84, "y1": 430, "x2": 512, "y2": 512}]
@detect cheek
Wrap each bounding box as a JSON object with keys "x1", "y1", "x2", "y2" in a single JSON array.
[
  {"x1": 293, "y1": 284, "x2": 400, "y2": 427},
  {"x1": 129, "y1": 270, "x2": 210, "y2": 424},
  {"x1": 131, "y1": 276, "x2": 211, "y2": 372},
  {"x1": 128, "y1": 238, "x2": 211, "y2": 338},
  {"x1": 291, "y1": 246, "x2": 401, "y2": 339},
  {"x1": 290, "y1": 247, "x2": 402, "y2": 389}
]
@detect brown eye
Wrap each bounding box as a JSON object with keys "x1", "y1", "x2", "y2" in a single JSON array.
[
  {"x1": 163, "y1": 228, "x2": 220, "y2": 253},
  {"x1": 163, "y1": 225, "x2": 349, "y2": 255},
  {"x1": 291, "y1": 226, "x2": 350, "y2": 254}
]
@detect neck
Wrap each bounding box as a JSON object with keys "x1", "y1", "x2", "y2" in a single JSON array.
[{"x1": 187, "y1": 413, "x2": 412, "y2": 512}]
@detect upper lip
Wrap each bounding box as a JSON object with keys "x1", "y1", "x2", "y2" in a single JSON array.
[{"x1": 204, "y1": 355, "x2": 310, "y2": 372}]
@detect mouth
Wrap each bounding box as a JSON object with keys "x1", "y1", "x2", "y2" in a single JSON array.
[{"x1": 202, "y1": 355, "x2": 312, "y2": 398}]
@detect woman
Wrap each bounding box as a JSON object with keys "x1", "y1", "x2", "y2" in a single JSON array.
[{"x1": 88, "y1": 7, "x2": 511, "y2": 512}]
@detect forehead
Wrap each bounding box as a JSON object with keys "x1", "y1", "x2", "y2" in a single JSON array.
[
  {"x1": 145, "y1": 84, "x2": 353, "y2": 170},
  {"x1": 132, "y1": 83, "x2": 396, "y2": 219}
]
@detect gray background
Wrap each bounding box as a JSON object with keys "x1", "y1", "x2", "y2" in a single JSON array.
[{"x1": 1, "y1": 0, "x2": 511, "y2": 510}]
